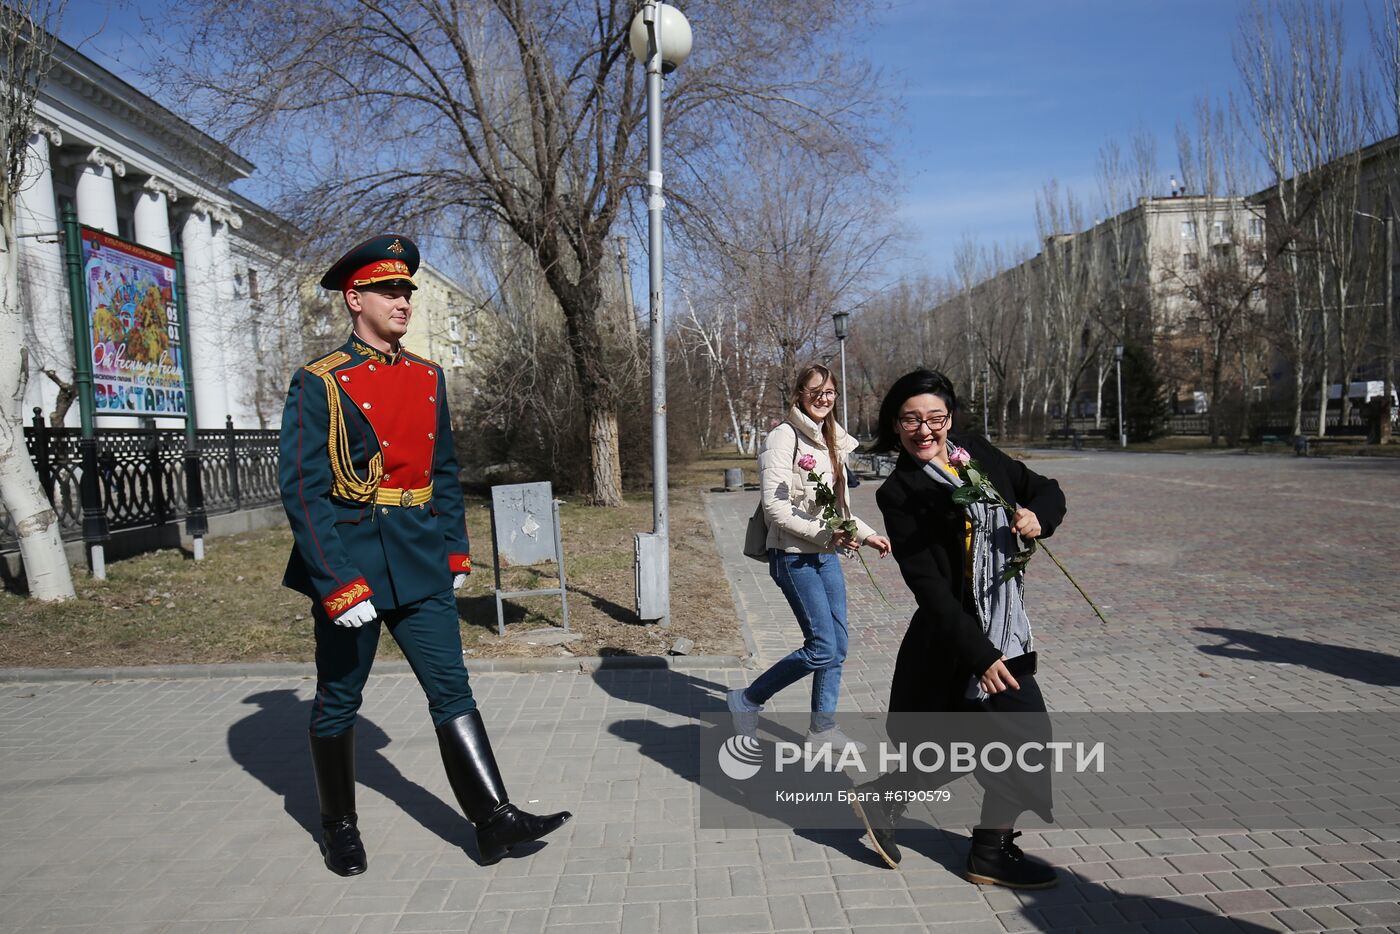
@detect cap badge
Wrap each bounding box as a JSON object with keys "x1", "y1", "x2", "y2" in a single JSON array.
[{"x1": 388, "y1": 239, "x2": 405, "y2": 255}]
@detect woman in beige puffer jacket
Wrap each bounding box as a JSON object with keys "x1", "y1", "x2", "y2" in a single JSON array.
[{"x1": 727, "y1": 364, "x2": 891, "y2": 748}]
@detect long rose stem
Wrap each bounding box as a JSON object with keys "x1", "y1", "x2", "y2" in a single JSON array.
[
  {"x1": 990, "y1": 493, "x2": 1108, "y2": 626},
  {"x1": 854, "y1": 548, "x2": 895, "y2": 611},
  {"x1": 1038, "y1": 542, "x2": 1110, "y2": 625}
]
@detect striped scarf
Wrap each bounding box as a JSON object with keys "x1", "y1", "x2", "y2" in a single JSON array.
[{"x1": 922, "y1": 447, "x2": 1033, "y2": 700}]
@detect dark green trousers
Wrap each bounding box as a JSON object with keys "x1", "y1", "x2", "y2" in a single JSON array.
[{"x1": 309, "y1": 589, "x2": 476, "y2": 737}]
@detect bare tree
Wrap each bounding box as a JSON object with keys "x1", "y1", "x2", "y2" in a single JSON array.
[
  {"x1": 848, "y1": 273, "x2": 960, "y2": 423},
  {"x1": 161, "y1": 0, "x2": 887, "y2": 505},
  {"x1": 1088, "y1": 132, "x2": 1157, "y2": 429},
  {"x1": 1237, "y1": 1, "x2": 1354, "y2": 438},
  {"x1": 1368, "y1": 0, "x2": 1399, "y2": 442},
  {"x1": 678, "y1": 136, "x2": 892, "y2": 432},
  {"x1": 0, "y1": 0, "x2": 73, "y2": 601},
  {"x1": 1034, "y1": 180, "x2": 1102, "y2": 429},
  {"x1": 1164, "y1": 98, "x2": 1272, "y2": 444}
]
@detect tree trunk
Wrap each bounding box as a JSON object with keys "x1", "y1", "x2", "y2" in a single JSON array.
[
  {"x1": 1209, "y1": 344, "x2": 1224, "y2": 447},
  {"x1": 539, "y1": 232, "x2": 625, "y2": 507},
  {"x1": 1093, "y1": 358, "x2": 1105, "y2": 430},
  {"x1": 1291, "y1": 271, "x2": 1306, "y2": 438},
  {"x1": 1315, "y1": 251, "x2": 1330, "y2": 438},
  {"x1": 0, "y1": 208, "x2": 75, "y2": 601},
  {"x1": 587, "y1": 402, "x2": 624, "y2": 507}
]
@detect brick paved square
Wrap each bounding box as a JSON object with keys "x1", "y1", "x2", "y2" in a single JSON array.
[{"x1": 2, "y1": 453, "x2": 1398, "y2": 933}]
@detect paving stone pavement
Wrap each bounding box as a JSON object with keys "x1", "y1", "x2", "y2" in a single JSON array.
[{"x1": 3, "y1": 451, "x2": 1399, "y2": 933}]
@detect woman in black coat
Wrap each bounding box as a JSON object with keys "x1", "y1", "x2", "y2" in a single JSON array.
[{"x1": 850, "y1": 370, "x2": 1066, "y2": 889}]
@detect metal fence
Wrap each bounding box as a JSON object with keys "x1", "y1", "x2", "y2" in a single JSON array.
[
  {"x1": 1044, "y1": 411, "x2": 1369, "y2": 439},
  {"x1": 0, "y1": 410, "x2": 280, "y2": 555}
]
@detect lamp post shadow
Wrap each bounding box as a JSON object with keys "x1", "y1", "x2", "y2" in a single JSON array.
[{"x1": 1197, "y1": 627, "x2": 1400, "y2": 687}]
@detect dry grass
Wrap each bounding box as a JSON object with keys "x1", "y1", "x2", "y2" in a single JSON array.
[{"x1": 0, "y1": 450, "x2": 757, "y2": 668}]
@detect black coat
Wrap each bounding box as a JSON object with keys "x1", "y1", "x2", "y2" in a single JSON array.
[{"x1": 875, "y1": 432, "x2": 1067, "y2": 713}]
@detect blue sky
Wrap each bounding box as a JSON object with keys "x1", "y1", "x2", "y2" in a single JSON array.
[
  {"x1": 60, "y1": 0, "x2": 1379, "y2": 278},
  {"x1": 861, "y1": 0, "x2": 1377, "y2": 273}
]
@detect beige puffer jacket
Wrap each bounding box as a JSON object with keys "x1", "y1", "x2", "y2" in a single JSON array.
[{"x1": 760, "y1": 406, "x2": 876, "y2": 554}]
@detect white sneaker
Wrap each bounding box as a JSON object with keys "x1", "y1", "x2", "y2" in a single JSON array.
[
  {"x1": 727, "y1": 688, "x2": 762, "y2": 738},
  {"x1": 805, "y1": 726, "x2": 867, "y2": 754}
]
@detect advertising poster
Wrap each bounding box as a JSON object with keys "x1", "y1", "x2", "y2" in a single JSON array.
[{"x1": 80, "y1": 227, "x2": 186, "y2": 418}]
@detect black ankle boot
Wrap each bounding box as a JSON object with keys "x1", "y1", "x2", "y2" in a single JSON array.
[
  {"x1": 309, "y1": 730, "x2": 367, "y2": 877},
  {"x1": 965, "y1": 828, "x2": 1057, "y2": 889},
  {"x1": 850, "y1": 790, "x2": 904, "y2": 869},
  {"x1": 436, "y1": 710, "x2": 572, "y2": 865}
]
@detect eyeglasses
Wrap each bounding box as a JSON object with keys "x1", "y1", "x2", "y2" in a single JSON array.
[
  {"x1": 804, "y1": 389, "x2": 837, "y2": 402},
  {"x1": 898, "y1": 413, "x2": 951, "y2": 431}
]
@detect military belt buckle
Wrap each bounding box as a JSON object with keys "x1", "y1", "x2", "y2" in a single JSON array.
[{"x1": 400, "y1": 489, "x2": 413, "y2": 508}]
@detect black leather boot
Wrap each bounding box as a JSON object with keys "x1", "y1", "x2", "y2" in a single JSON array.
[
  {"x1": 436, "y1": 710, "x2": 572, "y2": 865},
  {"x1": 850, "y1": 792, "x2": 904, "y2": 869},
  {"x1": 965, "y1": 828, "x2": 1057, "y2": 889},
  {"x1": 309, "y1": 730, "x2": 367, "y2": 877}
]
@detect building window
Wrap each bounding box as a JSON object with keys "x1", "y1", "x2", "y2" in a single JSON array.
[
  {"x1": 1184, "y1": 252, "x2": 1199, "y2": 271},
  {"x1": 1247, "y1": 249, "x2": 1264, "y2": 269},
  {"x1": 1182, "y1": 221, "x2": 1197, "y2": 240},
  {"x1": 1251, "y1": 286, "x2": 1263, "y2": 300},
  {"x1": 248, "y1": 269, "x2": 260, "y2": 302},
  {"x1": 449, "y1": 315, "x2": 460, "y2": 341},
  {"x1": 1248, "y1": 217, "x2": 1264, "y2": 239}
]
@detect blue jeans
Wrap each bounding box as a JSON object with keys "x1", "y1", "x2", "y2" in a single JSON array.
[{"x1": 745, "y1": 550, "x2": 849, "y2": 732}]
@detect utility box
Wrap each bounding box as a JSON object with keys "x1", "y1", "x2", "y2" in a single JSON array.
[{"x1": 634, "y1": 531, "x2": 668, "y2": 624}]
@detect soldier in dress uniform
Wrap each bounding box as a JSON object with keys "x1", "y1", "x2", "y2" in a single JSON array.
[{"x1": 278, "y1": 234, "x2": 571, "y2": 876}]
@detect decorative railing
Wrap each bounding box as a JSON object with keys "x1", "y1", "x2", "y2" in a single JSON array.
[{"x1": 0, "y1": 410, "x2": 281, "y2": 555}]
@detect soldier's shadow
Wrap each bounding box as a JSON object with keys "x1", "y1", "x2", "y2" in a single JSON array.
[{"x1": 228, "y1": 689, "x2": 477, "y2": 856}]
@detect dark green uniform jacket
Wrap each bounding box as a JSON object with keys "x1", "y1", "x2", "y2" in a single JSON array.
[{"x1": 278, "y1": 335, "x2": 472, "y2": 617}]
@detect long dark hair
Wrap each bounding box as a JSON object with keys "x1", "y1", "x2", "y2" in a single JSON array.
[
  {"x1": 871, "y1": 369, "x2": 958, "y2": 453},
  {"x1": 790, "y1": 363, "x2": 844, "y2": 489}
]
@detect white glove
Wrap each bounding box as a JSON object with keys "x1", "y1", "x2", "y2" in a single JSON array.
[
  {"x1": 452, "y1": 573, "x2": 469, "y2": 590},
  {"x1": 333, "y1": 600, "x2": 378, "y2": 628}
]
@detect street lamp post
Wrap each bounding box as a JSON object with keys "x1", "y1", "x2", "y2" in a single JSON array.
[
  {"x1": 832, "y1": 309, "x2": 849, "y2": 431},
  {"x1": 1115, "y1": 342, "x2": 1126, "y2": 449},
  {"x1": 629, "y1": 2, "x2": 692, "y2": 626}
]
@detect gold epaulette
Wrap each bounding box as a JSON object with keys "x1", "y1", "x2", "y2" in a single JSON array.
[{"x1": 304, "y1": 350, "x2": 351, "y2": 377}]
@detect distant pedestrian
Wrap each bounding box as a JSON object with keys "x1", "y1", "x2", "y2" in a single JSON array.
[
  {"x1": 850, "y1": 369, "x2": 1065, "y2": 889},
  {"x1": 727, "y1": 364, "x2": 891, "y2": 749},
  {"x1": 278, "y1": 234, "x2": 570, "y2": 876}
]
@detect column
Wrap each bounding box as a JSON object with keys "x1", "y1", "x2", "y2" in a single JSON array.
[
  {"x1": 182, "y1": 206, "x2": 228, "y2": 428},
  {"x1": 16, "y1": 120, "x2": 72, "y2": 424},
  {"x1": 208, "y1": 206, "x2": 248, "y2": 427},
  {"x1": 74, "y1": 147, "x2": 123, "y2": 234},
  {"x1": 133, "y1": 177, "x2": 177, "y2": 253}
]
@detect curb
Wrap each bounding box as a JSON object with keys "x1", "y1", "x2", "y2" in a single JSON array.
[{"x1": 0, "y1": 653, "x2": 750, "y2": 684}]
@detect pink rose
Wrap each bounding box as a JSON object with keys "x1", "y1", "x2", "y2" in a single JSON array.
[
  {"x1": 948, "y1": 446, "x2": 971, "y2": 468},
  {"x1": 797, "y1": 453, "x2": 817, "y2": 471}
]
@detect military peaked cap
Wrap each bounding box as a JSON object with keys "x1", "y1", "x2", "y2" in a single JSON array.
[{"x1": 320, "y1": 234, "x2": 420, "y2": 291}]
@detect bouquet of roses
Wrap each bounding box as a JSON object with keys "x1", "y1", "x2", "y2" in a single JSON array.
[
  {"x1": 797, "y1": 453, "x2": 894, "y2": 609},
  {"x1": 945, "y1": 445, "x2": 1108, "y2": 625}
]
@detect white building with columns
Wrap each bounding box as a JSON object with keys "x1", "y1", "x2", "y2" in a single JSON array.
[{"x1": 15, "y1": 37, "x2": 304, "y2": 430}]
